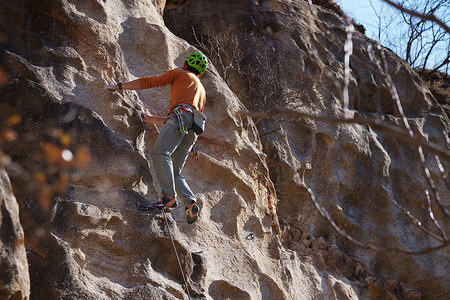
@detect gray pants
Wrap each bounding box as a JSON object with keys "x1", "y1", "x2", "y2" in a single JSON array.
[{"x1": 151, "y1": 112, "x2": 197, "y2": 205}]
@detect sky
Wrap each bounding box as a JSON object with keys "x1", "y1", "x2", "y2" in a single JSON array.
[
  {"x1": 335, "y1": 0, "x2": 449, "y2": 73},
  {"x1": 335, "y1": 0, "x2": 384, "y2": 25},
  {"x1": 335, "y1": 0, "x2": 397, "y2": 40}
]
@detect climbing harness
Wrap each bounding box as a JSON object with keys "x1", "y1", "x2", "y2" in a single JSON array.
[
  {"x1": 170, "y1": 104, "x2": 206, "y2": 136},
  {"x1": 161, "y1": 208, "x2": 192, "y2": 299},
  {"x1": 170, "y1": 104, "x2": 201, "y2": 163}
]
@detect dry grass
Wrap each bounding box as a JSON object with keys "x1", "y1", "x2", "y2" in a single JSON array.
[
  {"x1": 311, "y1": 0, "x2": 366, "y2": 34},
  {"x1": 420, "y1": 69, "x2": 450, "y2": 106}
]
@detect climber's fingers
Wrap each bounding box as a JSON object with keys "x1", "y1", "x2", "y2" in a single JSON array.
[{"x1": 101, "y1": 84, "x2": 118, "y2": 94}]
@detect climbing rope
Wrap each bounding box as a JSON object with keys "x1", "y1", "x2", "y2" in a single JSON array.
[{"x1": 161, "y1": 208, "x2": 192, "y2": 300}]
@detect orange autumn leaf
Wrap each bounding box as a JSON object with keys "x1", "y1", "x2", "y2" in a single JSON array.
[
  {"x1": 59, "y1": 133, "x2": 72, "y2": 146},
  {"x1": 1, "y1": 128, "x2": 18, "y2": 141},
  {"x1": 74, "y1": 146, "x2": 92, "y2": 169},
  {"x1": 35, "y1": 172, "x2": 46, "y2": 184},
  {"x1": 52, "y1": 172, "x2": 69, "y2": 193},
  {"x1": 7, "y1": 114, "x2": 21, "y2": 126},
  {"x1": 0, "y1": 68, "x2": 7, "y2": 85},
  {"x1": 42, "y1": 143, "x2": 64, "y2": 164},
  {"x1": 38, "y1": 187, "x2": 52, "y2": 210}
]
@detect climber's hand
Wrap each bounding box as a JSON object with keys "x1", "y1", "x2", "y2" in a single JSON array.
[
  {"x1": 142, "y1": 113, "x2": 152, "y2": 123},
  {"x1": 142, "y1": 113, "x2": 165, "y2": 127},
  {"x1": 102, "y1": 84, "x2": 118, "y2": 94},
  {"x1": 142, "y1": 113, "x2": 153, "y2": 129}
]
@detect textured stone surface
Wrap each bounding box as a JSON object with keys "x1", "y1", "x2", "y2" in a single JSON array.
[
  {"x1": 0, "y1": 167, "x2": 29, "y2": 299},
  {"x1": 165, "y1": 0, "x2": 449, "y2": 299},
  {"x1": 0, "y1": 0, "x2": 448, "y2": 299}
]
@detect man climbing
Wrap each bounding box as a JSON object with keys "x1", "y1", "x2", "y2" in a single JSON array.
[{"x1": 101, "y1": 52, "x2": 208, "y2": 224}]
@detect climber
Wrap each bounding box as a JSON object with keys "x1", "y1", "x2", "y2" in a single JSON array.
[{"x1": 101, "y1": 52, "x2": 208, "y2": 224}]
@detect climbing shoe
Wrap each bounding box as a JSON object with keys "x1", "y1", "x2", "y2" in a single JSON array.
[
  {"x1": 136, "y1": 197, "x2": 156, "y2": 210},
  {"x1": 185, "y1": 201, "x2": 199, "y2": 224},
  {"x1": 136, "y1": 201, "x2": 153, "y2": 210},
  {"x1": 154, "y1": 196, "x2": 178, "y2": 209}
]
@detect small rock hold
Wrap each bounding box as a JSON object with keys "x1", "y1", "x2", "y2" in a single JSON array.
[
  {"x1": 365, "y1": 276, "x2": 375, "y2": 285},
  {"x1": 301, "y1": 238, "x2": 311, "y2": 248},
  {"x1": 353, "y1": 262, "x2": 365, "y2": 279},
  {"x1": 402, "y1": 287, "x2": 422, "y2": 300},
  {"x1": 290, "y1": 227, "x2": 302, "y2": 241},
  {"x1": 291, "y1": 241, "x2": 306, "y2": 252},
  {"x1": 300, "y1": 230, "x2": 309, "y2": 240},
  {"x1": 311, "y1": 236, "x2": 327, "y2": 251}
]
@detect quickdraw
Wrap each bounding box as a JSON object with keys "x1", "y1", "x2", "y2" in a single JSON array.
[
  {"x1": 173, "y1": 106, "x2": 189, "y2": 136},
  {"x1": 171, "y1": 105, "x2": 200, "y2": 162},
  {"x1": 190, "y1": 143, "x2": 199, "y2": 163}
]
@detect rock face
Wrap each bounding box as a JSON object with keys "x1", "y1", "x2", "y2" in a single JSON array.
[
  {"x1": 164, "y1": 0, "x2": 450, "y2": 299},
  {"x1": 0, "y1": 0, "x2": 448, "y2": 299},
  {"x1": 0, "y1": 167, "x2": 29, "y2": 299}
]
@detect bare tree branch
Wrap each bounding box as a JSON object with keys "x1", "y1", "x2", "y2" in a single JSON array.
[
  {"x1": 390, "y1": 192, "x2": 445, "y2": 242},
  {"x1": 237, "y1": 107, "x2": 450, "y2": 161},
  {"x1": 425, "y1": 190, "x2": 448, "y2": 240},
  {"x1": 305, "y1": 0, "x2": 449, "y2": 255},
  {"x1": 296, "y1": 175, "x2": 450, "y2": 255},
  {"x1": 196, "y1": 0, "x2": 450, "y2": 255},
  {"x1": 382, "y1": 0, "x2": 450, "y2": 34},
  {"x1": 343, "y1": 22, "x2": 354, "y2": 111},
  {"x1": 307, "y1": 1, "x2": 384, "y2": 76},
  {"x1": 374, "y1": 43, "x2": 450, "y2": 219},
  {"x1": 435, "y1": 155, "x2": 448, "y2": 183}
]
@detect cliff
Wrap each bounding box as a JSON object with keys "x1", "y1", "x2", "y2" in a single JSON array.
[{"x1": 0, "y1": 0, "x2": 448, "y2": 299}]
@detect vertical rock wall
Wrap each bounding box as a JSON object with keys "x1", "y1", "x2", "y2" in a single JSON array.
[
  {"x1": 0, "y1": 167, "x2": 29, "y2": 299},
  {"x1": 0, "y1": 0, "x2": 448, "y2": 299},
  {"x1": 0, "y1": 0, "x2": 324, "y2": 299},
  {"x1": 164, "y1": 0, "x2": 450, "y2": 299}
]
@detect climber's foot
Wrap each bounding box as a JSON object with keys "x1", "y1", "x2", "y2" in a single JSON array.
[
  {"x1": 185, "y1": 201, "x2": 199, "y2": 224},
  {"x1": 154, "y1": 196, "x2": 178, "y2": 209}
]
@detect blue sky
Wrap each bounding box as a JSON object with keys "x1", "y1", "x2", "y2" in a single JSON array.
[
  {"x1": 335, "y1": 0, "x2": 383, "y2": 24},
  {"x1": 335, "y1": 0, "x2": 396, "y2": 40},
  {"x1": 335, "y1": 0, "x2": 449, "y2": 72}
]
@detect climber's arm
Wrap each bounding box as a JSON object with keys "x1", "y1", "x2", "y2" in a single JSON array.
[
  {"x1": 101, "y1": 79, "x2": 141, "y2": 93},
  {"x1": 142, "y1": 113, "x2": 165, "y2": 127},
  {"x1": 102, "y1": 70, "x2": 174, "y2": 93}
]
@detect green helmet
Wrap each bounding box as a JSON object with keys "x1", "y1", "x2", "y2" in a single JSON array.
[{"x1": 185, "y1": 52, "x2": 208, "y2": 75}]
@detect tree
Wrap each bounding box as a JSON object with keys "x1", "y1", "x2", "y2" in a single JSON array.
[
  {"x1": 373, "y1": 0, "x2": 449, "y2": 74},
  {"x1": 236, "y1": 0, "x2": 450, "y2": 255}
]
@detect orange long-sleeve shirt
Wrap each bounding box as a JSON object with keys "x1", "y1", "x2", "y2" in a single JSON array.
[{"x1": 139, "y1": 69, "x2": 206, "y2": 113}]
